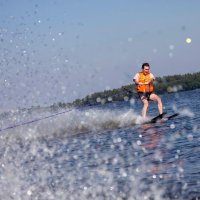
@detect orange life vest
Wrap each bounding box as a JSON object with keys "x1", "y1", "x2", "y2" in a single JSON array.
[{"x1": 135, "y1": 71, "x2": 154, "y2": 93}]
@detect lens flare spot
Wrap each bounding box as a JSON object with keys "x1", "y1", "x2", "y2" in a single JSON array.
[{"x1": 185, "y1": 37, "x2": 192, "y2": 44}]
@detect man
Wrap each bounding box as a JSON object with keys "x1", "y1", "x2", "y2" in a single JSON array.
[{"x1": 133, "y1": 63, "x2": 163, "y2": 118}]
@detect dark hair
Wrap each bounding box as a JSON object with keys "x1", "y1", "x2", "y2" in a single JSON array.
[{"x1": 142, "y1": 63, "x2": 150, "y2": 69}]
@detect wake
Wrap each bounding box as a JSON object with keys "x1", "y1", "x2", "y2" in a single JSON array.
[{"x1": 0, "y1": 107, "x2": 144, "y2": 140}]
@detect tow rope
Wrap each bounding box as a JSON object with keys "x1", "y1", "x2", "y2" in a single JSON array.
[{"x1": 0, "y1": 108, "x2": 74, "y2": 132}]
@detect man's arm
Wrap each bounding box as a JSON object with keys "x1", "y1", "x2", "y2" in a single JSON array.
[
  {"x1": 133, "y1": 78, "x2": 139, "y2": 84},
  {"x1": 133, "y1": 73, "x2": 155, "y2": 85},
  {"x1": 134, "y1": 78, "x2": 154, "y2": 85},
  {"x1": 133, "y1": 73, "x2": 140, "y2": 84},
  {"x1": 146, "y1": 74, "x2": 155, "y2": 84},
  {"x1": 145, "y1": 78, "x2": 154, "y2": 84}
]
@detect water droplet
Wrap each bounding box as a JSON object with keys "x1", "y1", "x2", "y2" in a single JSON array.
[
  {"x1": 85, "y1": 112, "x2": 90, "y2": 116},
  {"x1": 96, "y1": 97, "x2": 101, "y2": 103},
  {"x1": 117, "y1": 138, "x2": 122, "y2": 143},
  {"x1": 128, "y1": 37, "x2": 133, "y2": 42},
  {"x1": 108, "y1": 97, "x2": 113, "y2": 102},
  {"x1": 136, "y1": 168, "x2": 140, "y2": 172},
  {"x1": 187, "y1": 134, "x2": 193, "y2": 141},
  {"x1": 83, "y1": 186, "x2": 87, "y2": 190},
  {"x1": 169, "y1": 52, "x2": 173, "y2": 58},
  {"x1": 124, "y1": 96, "x2": 129, "y2": 101},
  {"x1": 122, "y1": 172, "x2": 127, "y2": 177},
  {"x1": 170, "y1": 123, "x2": 175, "y2": 129},
  {"x1": 169, "y1": 45, "x2": 175, "y2": 50},
  {"x1": 130, "y1": 98, "x2": 135, "y2": 105},
  {"x1": 153, "y1": 48, "x2": 158, "y2": 53},
  {"x1": 27, "y1": 190, "x2": 32, "y2": 196}
]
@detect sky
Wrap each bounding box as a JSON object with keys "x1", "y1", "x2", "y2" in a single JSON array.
[{"x1": 0, "y1": 0, "x2": 200, "y2": 109}]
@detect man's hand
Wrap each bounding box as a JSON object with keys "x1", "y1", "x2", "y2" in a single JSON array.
[
  {"x1": 136, "y1": 78, "x2": 154, "y2": 85},
  {"x1": 145, "y1": 78, "x2": 154, "y2": 85},
  {"x1": 138, "y1": 81, "x2": 151, "y2": 85}
]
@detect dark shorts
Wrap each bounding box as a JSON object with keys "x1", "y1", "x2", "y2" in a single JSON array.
[{"x1": 138, "y1": 92, "x2": 153, "y2": 101}]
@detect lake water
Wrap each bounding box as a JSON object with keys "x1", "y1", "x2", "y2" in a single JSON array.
[{"x1": 0, "y1": 89, "x2": 200, "y2": 200}]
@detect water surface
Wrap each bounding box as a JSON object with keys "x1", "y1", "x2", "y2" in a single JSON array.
[{"x1": 0, "y1": 89, "x2": 200, "y2": 200}]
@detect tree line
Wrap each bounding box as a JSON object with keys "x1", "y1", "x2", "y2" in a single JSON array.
[{"x1": 51, "y1": 71, "x2": 200, "y2": 110}]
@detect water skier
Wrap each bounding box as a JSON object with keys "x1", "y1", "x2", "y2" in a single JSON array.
[{"x1": 133, "y1": 63, "x2": 163, "y2": 118}]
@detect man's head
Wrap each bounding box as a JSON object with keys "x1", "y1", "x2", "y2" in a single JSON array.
[{"x1": 141, "y1": 63, "x2": 150, "y2": 75}]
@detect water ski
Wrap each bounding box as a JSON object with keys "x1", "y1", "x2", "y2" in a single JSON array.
[
  {"x1": 146, "y1": 112, "x2": 179, "y2": 124},
  {"x1": 166, "y1": 113, "x2": 179, "y2": 120},
  {"x1": 150, "y1": 112, "x2": 167, "y2": 123}
]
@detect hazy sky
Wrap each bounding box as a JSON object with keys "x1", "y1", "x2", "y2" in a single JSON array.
[{"x1": 0, "y1": 0, "x2": 200, "y2": 109}]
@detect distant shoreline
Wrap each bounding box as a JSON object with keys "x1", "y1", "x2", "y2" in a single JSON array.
[
  {"x1": 1, "y1": 71, "x2": 200, "y2": 114},
  {"x1": 51, "y1": 71, "x2": 200, "y2": 110}
]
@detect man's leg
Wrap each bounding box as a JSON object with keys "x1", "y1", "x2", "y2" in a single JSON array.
[
  {"x1": 149, "y1": 93, "x2": 163, "y2": 114},
  {"x1": 141, "y1": 98, "x2": 149, "y2": 117}
]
